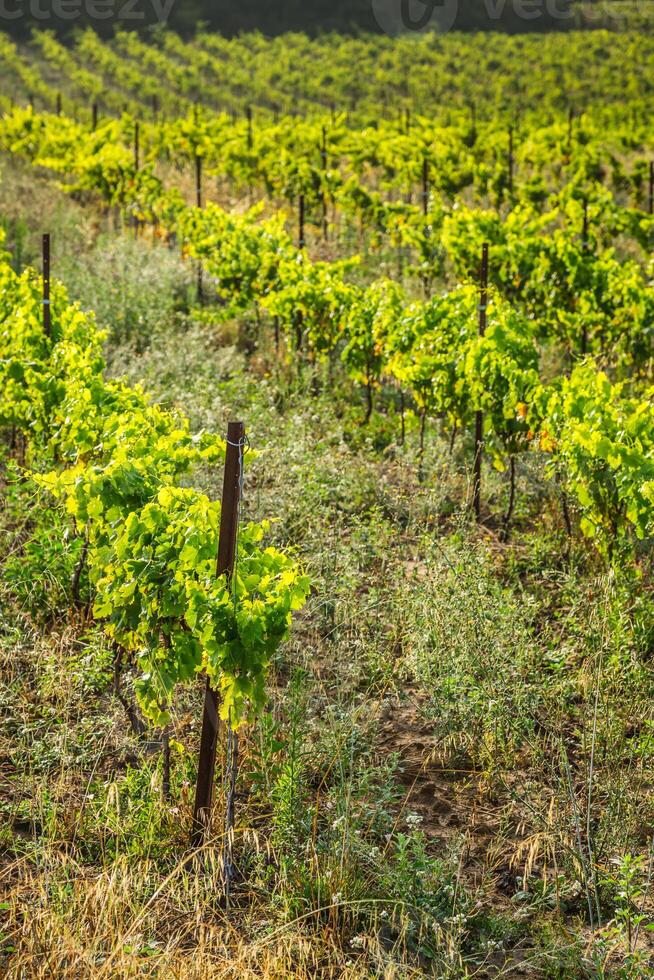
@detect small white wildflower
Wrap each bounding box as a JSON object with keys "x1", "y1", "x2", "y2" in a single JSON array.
[
  {"x1": 482, "y1": 938, "x2": 504, "y2": 952},
  {"x1": 406, "y1": 811, "x2": 423, "y2": 828}
]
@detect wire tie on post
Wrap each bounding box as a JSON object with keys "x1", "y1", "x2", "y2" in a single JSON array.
[{"x1": 225, "y1": 435, "x2": 251, "y2": 454}]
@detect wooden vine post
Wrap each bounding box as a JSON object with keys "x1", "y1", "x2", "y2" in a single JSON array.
[
  {"x1": 321, "y1": 125, "x2": 328, "y2": 240},
  {"x1": 131, "y1": 122, "x2": 141, "y2": 237},
  {"x1": 473, "y1": 243, "x2": 489, "y2": 522},
  {"x1": 92, "y1": 102, "x2": 98, "y2": 131},
  {"x1": 296, "y1": 195, "x2": 306, "y2": 351},
  {"x1": 196, "y1": 152, "x2": 204, "y2": 303},
  {"x1": 191, "y1": 420, "x2": 245, "y2": 849},
  {"x1": 42, "y1": 233, "x2": 51, "y2": 338},
  {"x1": 508, "y1": 125, "x2": 514, "y2": 197},
  {"x1": 581, "y1": 200, "x2": 590, "y2": 355},
  {"x1": 420, "y1": 155, "x2": 431, "y2": 296},
  {"x1": 56, "y1": 92, "x2": 61, "y2": 116},
  {"x1": 648, "y1": 161, "x2": 653, "y2": 215},
  {"x1": 567, "y1": 105, "x2": 574, "y2": 152},
  {"x1": 246, "y1": 105, "x2": 253, "y2": 151},
  {"x1": 195, "y1": 154, "x2": 202, "y2": 210},
  {"x1": 298, "y1": 193, "x2": 305, "y2": 250}
]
